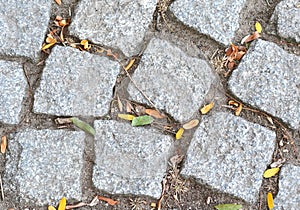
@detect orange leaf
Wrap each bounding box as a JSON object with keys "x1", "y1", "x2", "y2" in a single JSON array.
[
  {"x1": 235, "y1": 103, "x2": 243, "y2": 116},
  {"x1": 200, "y1": 102, "x2": 214, "y2": 114},
  {"x1": 98, "y1": 196, "x2": 118, "y2": 205},
  {"x1": 55, "y1": 0, "x2": 62, "y2": 5},
  {"x1": 1, "y1": 136, "x2": 7, "y2": 154},
  {"x1": 124, "y1": 58, "x2": 135, "y2": 71},
  {"x1": 176, "y1": 128, "x2": 184, "y2": 140},
  {"x1": 145, "y1": 109, "x2": 165, "y2": 119},
  {"x1": 183, "y1": 119, "x2": 199, "y2": 130},
  {"x1": 243, "y1": 31, "x2": 261, "y2": 44},
  {"x1": 41, "y1": 42, "x2": 56, "y2": 50},
  {"x1": 267, "y1": 192, "x2": 274, "y2": 210}
]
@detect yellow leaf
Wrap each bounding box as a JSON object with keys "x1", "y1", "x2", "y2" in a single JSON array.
[
  {"x1": 183, "y1": 119, "x2": 199, "y2": 130},
  {"x1": 176, "y1": 128, "x2": 184, "y2": 140},
  {"x1": 200, "y1": 102, "x2": 214, "y2": 114},
  {"x1": 255, "y1": 21, "x2": 262, "y2": 33},
  {"x1": 58, "y1": 197, "x2": 66, "y2": 210},
  {"x1": 267, "y1": 192, "x2": 274, "y2": 210},
  {"x1": 118, "y1": 114, "x2": 135, "y2": 121},
  {"x1": 48, "y1": 206, "x2": 56, "y2": 210},
  {"x1": 124, "y1": 58, "x2": 135, "y2": 71},
  {"x1": 235, "y1": 103, "x2": 243, "y2": 116},
  {"x1": 41, "y1": 42, "x2": 56, "y2": 50},
  {"x1": 1, "y1": 136, "x2": 7, "y2": 154},
  {"x1": 263, "y1": 168, "x2": 280, "y2": 178}
]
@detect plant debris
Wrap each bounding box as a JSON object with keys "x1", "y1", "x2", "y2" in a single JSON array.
[{"x1": 200, "y1": 102, "x2": 214, "y2": 114}]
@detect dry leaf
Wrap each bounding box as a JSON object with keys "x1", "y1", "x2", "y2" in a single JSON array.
[
  {"x1": 145, "y1": 109, "x2": 165, "y2": 119},
  {"x1": 124, "y1": 58, "x2": 135, "y2": 71},
  {"x1": 235, "y1": 103, "x2": 243, "y2": 116},
  {"x1": 227, "y1": 61, "x2": 236, "y2": 70},
  {"x1": 255, "y1": 21, "x2": 262, "y2": 33},
  {"x1": 176, "y1": 128, "x2": 184, "y2": 140},
  {"x1": 55, "y1": 0, "x2": 62, "y2": 5},
  {"x1": 98, "y1": 196, "x2": 118, "y2": 205},
  {"x1": 118, "y1": 114, "x2": 135, "y2": 121},
  {"x1": 1, "y1": 136, "x2": 7, "y2": 154},
  {"x1": 228, "y1": 100, "x2": 239, "y2": 107},
  {"x1": 46, "y1": 36, "x2": 57, "y2": 44},
  {"x1": 126, "y1": 101, "x2": 134, "y2": 113},
  {"x1": 267, "y1": 192, "x2": 274, "y2": 210},
  {"x1": 66, "y1": 202, "x2": 87, "y2": 209},
  {"x1": 242, "y1": 31, "x2": 261, "y2": 44},
  {"x1": 200, "y1": 102, "x2": 214, "y2": 114},
  {"x1": 41, "y1": 42, "x2": 56, "y2": 50},
  {"x1": 117, "y1": 95, "x2": 123, "y2": 112},
  {"x1": 48, "y1": 206, "x2": 56, "y2": 210},
  {"x1": 58, "y1": 197, "x2": 67, "y2": 210},
  {"x1": 263, "y1": 167, "x2": 280, "y2": 178},
  {"x1": 80, "y1": 40, "x2": 90, "y2": 50},
  {"x1": 183, "y1": 119, "x2": 199, "y2": 129}
]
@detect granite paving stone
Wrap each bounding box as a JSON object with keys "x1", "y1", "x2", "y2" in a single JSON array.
[
  {"x1": 127, "y1": 38, "x2": 216, "y2": 122},
  {"x1": 274, "y1": 164, "x2": 300, "y2": 210},
  {"x1": 69, "y1": 0, "x2": 156, "y2": 57},
  {"x1": 170, "y1": 0, "x2": 247, "y2": 45},
  {"x1": 0, "y1": 0, "x2": 51, "y2": 60},
  {"x1": 228, "y1": 39, "x2": 300, "y2": 129},
  {"x1": 271, "y1": 0, "x2": 300, "y2": 42},
  {"x1": 34, "y1": 46, "x2": 119, "y2": 117},
  {"x1": 4, "y1": 129, "x2": 85, "y2": 206},
  {"x1": 0, "y1": 60, "x2": 27, "y2": 124},
  {"x1": 181, "y1": 112, "x2": 276, "y2": 203},
  {"x1": 93, "y1": 120, "x2": 174, "y2": 198}
]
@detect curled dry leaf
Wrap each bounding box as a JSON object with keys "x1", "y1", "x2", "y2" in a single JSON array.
[
  {"x1": 98, "y1": 196, "x2": 118, "y2": 205},
  {"x1": 183, "y1": 119, "x2": 199, "y2": 130},
  {"x1": 267, "y1": 192, "x2": 274, "y2": 210},
  {"x1": 1, "y1": 136, "x2": 7, "y2": 154},
  {"x1": 200, "y1": 102, "x2": 214, "y2": 114},
  {"x1": 235, "y1": 103, "x2": 243, "y2": 116},
  {"x1": 145, "y1": 109, "x2": 165, "y2": 119},
  {"x1": 176, "y1": 128, "x2": 184, "y2": 140},
  {"x1": 228, "y1": 100, "x2": 239, "y2": 107},
  {"x1": 118, "y1": 114, "x2": 135, "y2": 121},
  {"x1": 263, "y1": 167, "x2": 280, "y2": 178},
  {"x1": 241, "y1": 31, "x2": 261, "y2": 44},
  {"x1": 41, "y1": 42, "x2": 56, "y2": 51},
  {"x1": 124, "y1": 58, "x2": 135, "y2": 71}
]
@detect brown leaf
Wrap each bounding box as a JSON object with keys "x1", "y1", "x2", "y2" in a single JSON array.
[
  {"x1": 98, "y1": 196, "x2": 118, "y2": 205},
  {"x1": 235, "y1": 103, "x2": 243, "y2": 116},
  {"x1": 243, "y1": 31, "x2": 261, "y2": 44},
  {"x1": 183, "y1": 119, "x2": 199, "y2": 129},
  {"x1": 227, "y1": 61, "x2": 236, "y2": 70},
  {"x1": 66, "y1": 202, "x2": 87, "y2": 209},
  {"x1": 145, "y1": 109, "x2": 165, "y2": 119},
  {"x1": 1, "y1": 136, "x2": 7, "y2": 154},
  {"x1": 55, "y1": 0, "x2": 62, "y2": 5},
  {"x1": 235, "y1": 51, "x2": 246, "y2": 61}
]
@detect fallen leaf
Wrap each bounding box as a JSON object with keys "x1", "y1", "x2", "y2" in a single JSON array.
[
  {"x1": 1, "y1": 136, "x2": 7, "y2": 154},
  {"x1": 87, "y1": 196, "x2": 99, "y2": 206},
  {"x1": 80, "y1": 40, "x2": 90, "y2": 50},
  {"x1": 255, "y1": 21, "x2": 262, "y2": 33},
  {"x1": 118, "y1": 114, "x2": 135, "y2": 121},
  {"x1": 263, "y1": 167, "x2": 280, "y2": 178},
  {"x1": 70, "y1": 117, "x2": 96, "y2": 136},
  {"x1": 131, "y1": 115, "x2": 154, "y2": 126},
  {"x1": 145, "y1": 109, "x2": 165, "y2": 119},
  {"x1": 267, "y1": 192, "x2": 274, "y2": 210},
  {"x1": 200, "y1": 102, "x2": 214, "y2": 114},
  {"x1": 41, "y1": 42, "x2": 56, "y2": 50},
  {"x1": 241, "y1": 31, "x2": 261, "y2": 44},
  {"x1": 176, "y1": 128, "x2": 184, "y2": 140},
  {"x1": 58, "y1": 197, "x2": 67, "y2": 210},
  {"x1": 228, "y1": 100, "x2": 239, "y2": 107},
  {"x1": 66, "y1": 202, "x2": 87, "y2": 209},
  {"x1": 214, "y1": 203, "x2": 243, "y2": 210},
  {"x1": 124, "y1": 58, "x2": 135, "y2": 71},
  {"x1": 98, "y1": 196, "x2": 118, "y2": 205},
  {"x1": 55, "y1": 0, "x2": 62, "y2": 5},
  {"x1": 227, "y1": 61, "x2": 236, "y2": 70},
  {"x1": 235, "y1": 103, "x2": 243, "y2": 116},
  {"x1": 183, "y1": 119, "x2": 199, "y2": 130},
  {"x1": 48, "y1": 206, "x2": 56, "y2": 210},
  {"x1": 46, "y1": 36, "x2": 57, "y2": 44}
]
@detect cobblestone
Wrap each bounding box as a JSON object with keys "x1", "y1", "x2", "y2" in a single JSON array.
[
  {"x1": 0, "y1": 60, "x2": 27, "y2": 124},
  {"x1": 181, "y1": 112, "x2": 276, "y2": 203}
]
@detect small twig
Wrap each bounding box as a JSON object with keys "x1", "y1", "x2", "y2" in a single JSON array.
[
  {"x1": 265, "y1": 0, "x2": 271, "y2": 6},
  {"x1": 210, "y1": 49, "x2": 219, "y2": 60},
  {"x1": 0, "y1": 174, "x2": 4, "y2": 200}
]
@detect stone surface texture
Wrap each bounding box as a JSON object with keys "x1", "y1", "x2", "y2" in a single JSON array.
[
  {"x1": 69, "y1": 0, "x2": 156, "y2": 56},
  {"x1": 0, "y1": 0, "x2": 51, "y2": 60},
  {"x1": 272, "y1": 0, "x2": 300, "y2": 42},
  {"x1": 4, "y1": 129, "x2": 85, "y2": 206},
  {"x1": 127, "y1": 38, "x2": 216, "y2": 122},
  {"x1": 274, "y1": 164, "x2": 300, "y2": 210},
  {"x1": 181, "y1": 112, "x2": 276, "y2": 203},
  {"x1": 171, "y1": 0, "x2": 247, "y2": 45},
  {"x1": 228, "y1": 39, "x2": 300, "y2": 129},
  {"x1": 93, "y1": 120, "x2": 173, "y2": 198},
  {"x1": 0, "y1": 60, "x2": 26, "y2": 124},
  {"x1": 34, "y1": 46, "x2": 119, "y2": 117}
]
